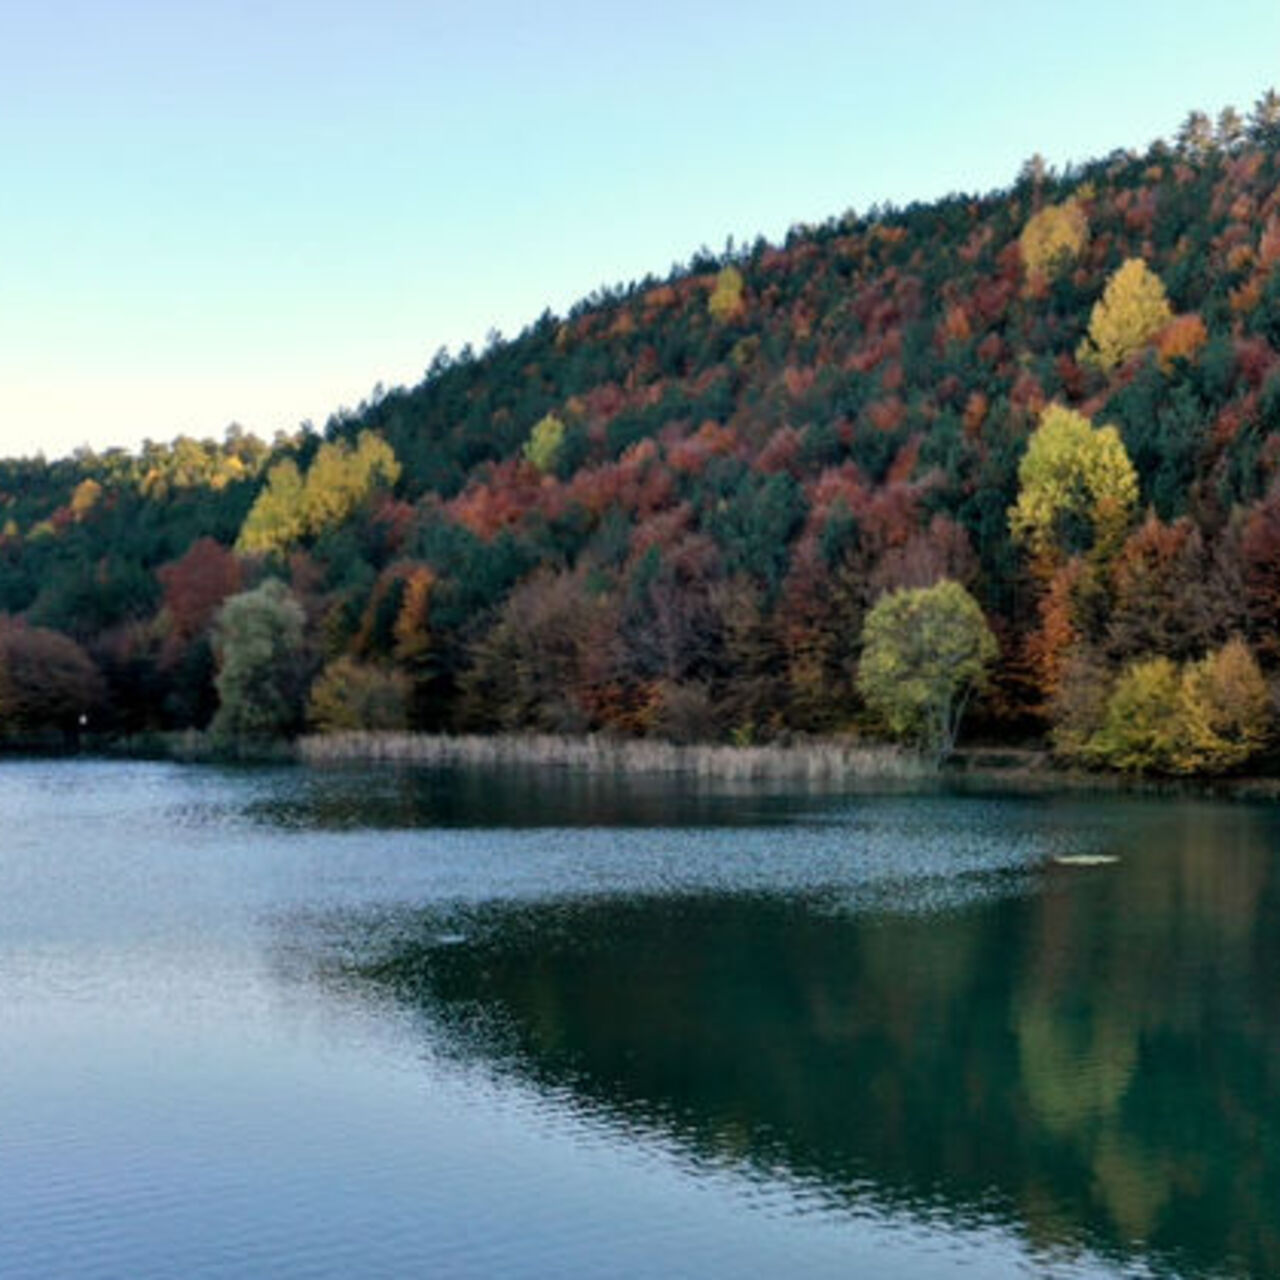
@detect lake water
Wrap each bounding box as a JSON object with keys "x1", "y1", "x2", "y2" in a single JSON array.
[{"x1": 1, "y1": 759, "x2": 1277, "y2": 1278}]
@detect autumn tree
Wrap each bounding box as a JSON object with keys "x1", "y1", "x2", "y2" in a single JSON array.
[
  {"x1": 211, "y1": 579, "x2": 309, "y2": 740},
  {"x1": 0, "y1": 620, "x2": 103, "y2": 736},
  {"x1": 1078, "y1": 259, "x2": 1173, "y2": 372},
  {"x1": 307, "y1": 657, "x2": 410, "y2": 732},
  {"x1": 523, "y1": 413, "x2": 566, "y2": 474},
  {"x1": 1174, "y1": 639, "x2": 1270, "y2": 773},
  {"x1": 708, "y1": 265, "x2": 745, "y2": 322},
  {"x1": 237, "y1": 431, "x2": 400, "y2": 554},
  {"x1": 1083, "y1": 642, "x2": 1270, "y2": 774},
  {"x1": 1019, "y1": 199, "x2": 1089, "y2": 282},
  {"x1": 857, "y1": 580, "x2": 997, "y2": 761},
  {"x1": 157, "y1": 538, "x2": 243, "y2": 657},
  {"x1": 236, "y1": 458, "x2": 308, "y2": 554},
  {"x1": 303, "y1": 431, "x2": 401, "y2": 533},
  {"x1": 1010, "y1": 404, "x2": 1139, "y2": 570}
]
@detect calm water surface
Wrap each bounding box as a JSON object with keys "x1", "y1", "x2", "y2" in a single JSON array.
[{"x1": 2, "y1": 759, "x2": 1278, "y2": 1277}]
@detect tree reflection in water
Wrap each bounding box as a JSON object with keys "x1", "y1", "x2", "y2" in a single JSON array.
[{"x1": 351, "y1": 806, "x2": 1280, "y2": 1277}]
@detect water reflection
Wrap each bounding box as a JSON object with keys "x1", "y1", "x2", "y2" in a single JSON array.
[{"x1": 344, "y1": 806, "x2": 1280, "y2": 1279}]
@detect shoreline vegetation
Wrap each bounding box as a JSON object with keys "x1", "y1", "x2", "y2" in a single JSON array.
[
  {"x1": 35, "y1": 728, "x2": 1278, "y2": 799},
  {"x1": 296, "y1": 730, "x2": 933, "y2": 781}
]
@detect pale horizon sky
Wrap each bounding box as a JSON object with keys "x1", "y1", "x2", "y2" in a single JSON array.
[{"x1": 3, "y1": 1, "x2": 1280, "y2": 461}]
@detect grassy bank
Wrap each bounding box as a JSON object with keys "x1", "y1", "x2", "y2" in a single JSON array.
[{"x1": 297, "y1": 731, "x2": 934, "y2": 783}]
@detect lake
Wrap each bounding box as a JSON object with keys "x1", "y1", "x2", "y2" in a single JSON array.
[{"x1": 1, "y1": 759, "x2": 1277, "y2": 1278}]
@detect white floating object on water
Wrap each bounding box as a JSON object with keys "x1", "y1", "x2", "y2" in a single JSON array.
[{"x1": 1052, "y1": 854, "x2": 1120, "y2": 867}]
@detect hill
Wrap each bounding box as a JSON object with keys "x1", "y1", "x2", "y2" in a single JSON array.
[{"x1": 5, "y1": 96, "x2": 1280, "y2": 765}]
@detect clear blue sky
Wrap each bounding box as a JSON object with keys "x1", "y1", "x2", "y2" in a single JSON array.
[{"x1": 2, "y1": 0, "x2": 1279, "y2": 460}]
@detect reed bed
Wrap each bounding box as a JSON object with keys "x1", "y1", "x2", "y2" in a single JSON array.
[{"x1": 298, "y1": 731, "x2": 934, "y2": 782}]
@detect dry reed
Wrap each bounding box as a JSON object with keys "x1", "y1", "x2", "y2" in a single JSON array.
[{"x1": 298, "y1": 731, "x2": 933, "y2": 782}]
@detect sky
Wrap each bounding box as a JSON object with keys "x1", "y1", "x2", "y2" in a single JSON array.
[{"x1": 3, "y1": 1, "x2": 1280, "y2": 461}]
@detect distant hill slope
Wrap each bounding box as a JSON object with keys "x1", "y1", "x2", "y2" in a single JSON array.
[{"x1": 5, "y1": 98, "x2": 1280, "y2": 754}]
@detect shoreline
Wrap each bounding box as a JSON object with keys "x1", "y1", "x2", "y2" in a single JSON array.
[{"x1": 12, "y1": 729, "x2": 1280, "y2": 799}]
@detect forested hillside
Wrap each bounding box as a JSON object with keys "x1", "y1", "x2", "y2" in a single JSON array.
[{"x1": 7, "y1": 97, "x2": 1280, "y2": 769}]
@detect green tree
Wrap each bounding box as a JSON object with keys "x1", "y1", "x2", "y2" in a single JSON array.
[
  {"x1": 211, "y1": 579, "x2": 308, "y2": 740},
  {"x1": 1078, "y1": 259, "x2": 1173, "y2": 373},
  {"x1": 857, "y1": 580, "x2": 997, "y2": 761},
  {"x1": 1010, "y1": 404, "x2": 1139, "y2": 568}
]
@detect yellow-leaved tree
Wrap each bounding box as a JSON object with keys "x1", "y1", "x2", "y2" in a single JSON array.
[
  {"x1": 1009, "y1": 404, "x2": 1139, "y2": 569},
  {"x1": 1020, "y1": 199, "x2": 1089, "y2": 282},
  {"x1": 237, "y1": 431, "x2": 400, "y2": 555},
  {"x1": 236, "y1": 458, "x2": 309, "y2": 554},
  {"x1": 523, "y1": 413, "x2": 566, "y2": 474},
  {"x1": 1077, "y1": 258, "x2": 1173, "y2": 372},
  {"x1": 1173, "y1": 638, "x2": 1271, "y2": 773},
  {"x1": 1078, "y1": 639, "x2": 1270, "y2": 774},
  {"x1": 708, "y1": 265, "x2": 745, "y2": 323}
]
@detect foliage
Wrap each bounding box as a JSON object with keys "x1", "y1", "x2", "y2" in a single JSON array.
[
  {"x1": 235, "y1": 458, "x2": 308, "y2": 555},
  {"x1": 1009, "y1": 405, "x2": 1138, "y2": 567},
  {"x1": 0, "y1": 620, "x2": 103, "y2": 735},
  {"x1": 707, "y1": 265, "x2": 745, "y2": 322},
  {"x1": 237, "y1": 432, "x2": 400, "y2": 554},
  {"x1": 857, "y1": 580, "x2": 997, "y2": 760},
  {"x1": 1020, "y1": 200, "x2": 1088, "y2": 281},
  {"x1": 1174, "y1": 638, "x2": 1271, "y2": 772},
  {"x1": 1077, "y1": 640, "x2": 1270, "y2": 773},
  {"x1": 1078, "y1": 259, "x2": 1174, "y2": 372},
  {"x1": 307, "y1": 657, "x2": 410, "y2": 732},
  {"x1": 523, "y1": 413, "x2": 566, "y2": 474},
  {"x1": 211, "y1": 579, "x2": 308, "y2": 740},
  {"x1": 0, "y1": 101, "x2": 1279, "y2": 772},
  {"x1": 1083, "y1": 656, "x2": 1183, "y2": 772}
]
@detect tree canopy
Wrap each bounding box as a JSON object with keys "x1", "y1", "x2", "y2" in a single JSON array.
[{"x1": 857, "y1": 580, "x2": 997, "y2": 760}]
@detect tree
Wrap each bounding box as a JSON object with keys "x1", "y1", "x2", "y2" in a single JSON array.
[
  {"x1": 1249, "y1": 88, "x2": 1280, "y2": 143},
  {"x1": 236, "y1": 458, "x2": 307, "y2": 554},
  {"x1": 1085, "y1": 656, "x2": 1182, "y2": 773},
  {"x1": 307, "y1": 657, "x2": 409, "y2": 732},
  {"x1": 1216, "y1": 105, "x2": 1246, "y2": 151},
  {"x1": 1173, "y1": 639, "x2": 1270, "y2": 773},
  {"x1": 1078, "y1": 259, "x2": 1173, "y2": 372},
  {"x1": 211, "y1": 579, "x2": 308, "y2": 740},
  {"x1": 303, "y1": 431, "x2": 401, "y2": 532},
  {"x1": 236, "y1": 431, "x2": 400, "y2": 554},
  {"x1": 1175, "y1": 110, "x2": 1215, "y2": 158},
  {"x1": 857, "y1": 580, "x2": 997, "y2": 761},
  {"x1": 1080, "y1": 641, "x2": 1270, "y2": 774},
  {"x1": 157, "y1": 538, "x2": 242, "y2": 654},
  {"x1": 0, "y1": 620, "x2": 103, "y2": 736},
  {"x1": 523, "y1": 413, "x2": 566, "y2": 474},
  {"x1": 708, "y1": 265, "x2": 745, "y2": 322},
  {"x1": 1009, "y1": 404, "x2": 1138, "y2": 569},
  {"x1": 1019, "y1": 200, "x2": 1089, "y2": 282}
]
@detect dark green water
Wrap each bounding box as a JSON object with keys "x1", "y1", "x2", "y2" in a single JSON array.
[{"x1": 2, "y1": 761, "x2": 1278, "y2": 1277}]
